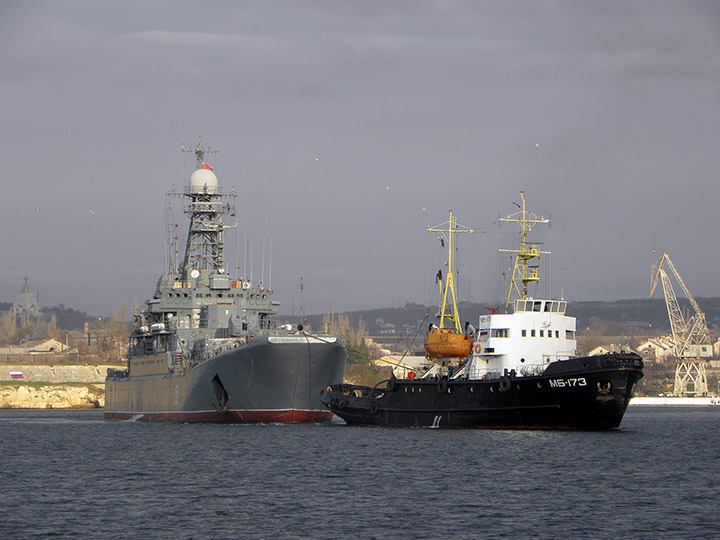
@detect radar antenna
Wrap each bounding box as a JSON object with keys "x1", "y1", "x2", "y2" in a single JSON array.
[
  {"x1": 499, "y1": 192, "x2": 550, "y2": 312},
  {"x1": 181, "y1": 135, "x2": 219, "y2": 169},
  {"x1": 175, "y1": 136, "x2": 235, "y2": 279}
]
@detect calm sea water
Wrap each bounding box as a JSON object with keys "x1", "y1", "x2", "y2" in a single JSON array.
[{"x1": 0, "y1": 407, "x2": 718, "y2": 540}]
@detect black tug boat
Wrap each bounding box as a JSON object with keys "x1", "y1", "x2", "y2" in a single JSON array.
[{"x1": 320, "y1": 194, "x2": 643, "y2": 429}]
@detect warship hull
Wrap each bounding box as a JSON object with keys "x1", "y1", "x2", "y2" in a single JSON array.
[
  {"x1": 321, "y1": 353, "x2": 643, "y2": 430},
  {"x1": 105, "y1": 335, "x2": 347, "y2": 423}
]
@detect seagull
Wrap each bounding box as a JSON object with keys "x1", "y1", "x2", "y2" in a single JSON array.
[{"x1": 88, "y1": 210, "x2": 95, "y2": 215}]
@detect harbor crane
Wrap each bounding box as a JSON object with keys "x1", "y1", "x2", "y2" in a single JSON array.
[{"x1": 650, "y1": 252, "x2": 711, "y2": 396}]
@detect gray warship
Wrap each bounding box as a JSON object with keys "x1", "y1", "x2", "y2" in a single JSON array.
[{"x1": 105, "y1": 137, "x2": 347, "y2": 422}]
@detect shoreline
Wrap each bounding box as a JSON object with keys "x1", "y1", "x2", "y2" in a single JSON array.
[
  {"x1": 0, "y1": 384, "x2": 105, "y2": 409},
  {"x1": 630, "y1": 396, "x2": 720, "y2": 406}
]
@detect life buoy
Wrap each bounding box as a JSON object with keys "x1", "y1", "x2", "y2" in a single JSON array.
[
  {"x1": 474, "y1": 343, "x2": 482, "y2": 354},
  {"x1": 408, "y1": 371, "x2": 416, "y2": 380},
  {"x1": 499, "y1": 376, "x2": 512, "y2": 392},
  {"x1": 326, "y1": 386, "x2": 332, "y2": 392}
]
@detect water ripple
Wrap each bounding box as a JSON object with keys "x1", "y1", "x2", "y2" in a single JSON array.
[{"x1": 0, "y1": 408, "x2": 718, "y2": 539}]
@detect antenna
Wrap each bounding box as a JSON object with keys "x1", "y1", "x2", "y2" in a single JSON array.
[
  {"x1": 269, "y1": 238, "x2": 273, "y2": 290},
  {"x1": 175, "y1": 136, "x2": 236, "y2": 277},
  {"x1": 243, "y1": 233, "x2": 248, "y2": 280},
  {"x1": 499, "y1": 191, "x2": 550, "y2": 311},
  {"x1": 181, "y1": 134, "x2": 219, "y2": 169},
  {"x1": 298, "y1": 277, "x2": 305, "y2": 322},
  {"x1": 261, "y1": 238, "x2": 265, "y2": 288},
  {"x1": 165, "y1": 189, "x2": 179, "y2": 274},
  {"x1": 427, "y1": 210, "x2": 473, "y2": 332},
  {"x1": 235, "y1": 222, "x2": 240, "y2": 280}
]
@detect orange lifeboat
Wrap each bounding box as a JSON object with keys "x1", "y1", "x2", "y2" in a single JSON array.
[{"x1": 424, "y1": 327, "x2": 473, "y2": 360}]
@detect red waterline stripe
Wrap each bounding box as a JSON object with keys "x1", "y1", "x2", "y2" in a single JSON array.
[{"x1": 104, "y1": 409, "x2": 334, "y2": 424}]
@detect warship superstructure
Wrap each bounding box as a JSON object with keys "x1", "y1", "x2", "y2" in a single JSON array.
[
  {"x1": 321, "y1": 194, "x2": 643, "y2": 429},
  {"x1": 105, "y1": 137, "x2": 347, "y2": 422}
]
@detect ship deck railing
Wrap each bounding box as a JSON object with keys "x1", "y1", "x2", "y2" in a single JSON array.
[{"x1": 519, "y1": 364, "x2": 547, "y2": 377}]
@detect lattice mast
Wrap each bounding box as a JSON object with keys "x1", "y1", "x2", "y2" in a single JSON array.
[
  {"x1": 427, "y1": 210, "x2": 473, "y2": 332},
  {"x1": 176, "y1": 136, "x2": 236, "y2": 279},
  {"x1": 650, "y1": 251, "x2": 710, "y2": 395},
  {"x1": 499, "y1": 192, "x2": 550, "y2": 312}
]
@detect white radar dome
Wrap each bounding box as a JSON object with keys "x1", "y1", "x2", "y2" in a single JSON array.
[{"x1": 189, "y1": 168, "x2": 218, "y2": 193}]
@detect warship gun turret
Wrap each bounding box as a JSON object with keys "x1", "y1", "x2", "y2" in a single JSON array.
[{"x1": 105, "y1": 137, "x2": 347, "y2": 422}]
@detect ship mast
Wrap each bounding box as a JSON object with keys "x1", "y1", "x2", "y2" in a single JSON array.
[
  {"x1": 176, "y1": 136, "x2": 236, "y2": 280},
  {"x1": 500, "y1": 192, "x2": 550, "y2": 312},
  {"x1": 428, "y1": 210, "x2": 473, "y2": 332},
  {"x1": 181, "y1": 134, "x2": 219, "y2": 169}
]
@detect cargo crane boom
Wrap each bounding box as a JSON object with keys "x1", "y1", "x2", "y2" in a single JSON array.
[{"x1": 650, "y1": 252, "x2": 711, "y2": 396}]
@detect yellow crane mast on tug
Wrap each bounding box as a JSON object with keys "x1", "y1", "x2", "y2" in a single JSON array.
[{"x1": 424, "y1": 210, "x2": 474, "y2": 360}]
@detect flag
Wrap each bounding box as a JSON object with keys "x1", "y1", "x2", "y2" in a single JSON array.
[
  {"x1": 10, "y1": 371, "x2": 23, "y2": 380},
  {"x1": 201, "y1": 162, "x2": 214, "y2": 170}
]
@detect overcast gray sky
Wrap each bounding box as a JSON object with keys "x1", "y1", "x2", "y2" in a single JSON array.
[{"x1": 2, "y1": 1, "x2": 720, "y2": 317}]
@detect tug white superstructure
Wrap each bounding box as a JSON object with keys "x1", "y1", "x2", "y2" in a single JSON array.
[{"x1": 462, "y1": 298, "x2": 577, "y2": 379}]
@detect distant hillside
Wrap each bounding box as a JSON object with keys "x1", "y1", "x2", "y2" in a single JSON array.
[
  {"x1": 295, "y1": 297, "x2": 720, "y2": 336},
  {"x1": 4, "y1": 295, "x2": 720, "y2": 335}
]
